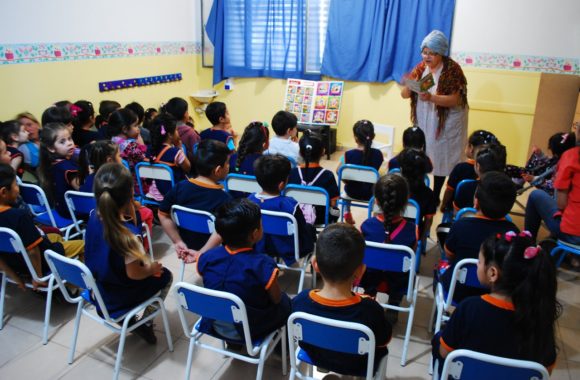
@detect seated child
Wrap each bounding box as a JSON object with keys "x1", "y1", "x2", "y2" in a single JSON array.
[
  {"x1": 108, "y1": 108, "x2": 147, "y2": 169},
  {"x1": 265, "y1": 110, "x2": 300, "y2": 163},
  {"x1": 340, "y1": 120, "x2": 384, "y2": 225},
  {"x1": 440, "y1": 171, "x2": 518, "y2": 302},
  {"x1": 292, "y1": 223, "x2": 392, "y2": 376},
  {"x1": 95, "y1": 100, "x2": 121, "y2": 140},
  {"x1": 197, "y1": 198, "x2": 291, "y2": 341},
  {"x1": 16, "y1": 112, "x2": 41, "y2": 173},
  {"x1": 201, "y1": 101, "x2": 235, "y2": 151},
  {"x1": 229, "y1": 121, "x2": 269, "y2": 175},
  {"x1": 453, "y1": 142, "x2": 507, "y2": 210},
  {"x1": 288, "y1": 131, "x2": 339, "y2": 225},
  {"x1": 125, "y1": 102, "x2": 151, "y2": 145},
  {"x1": 440, "y1": 129, "x2": 497, "y2": 212},
  {"x1": 162, "y1": 97, "x2": 200, "y2": 163},
  {"x1": 0, "y1": 120, "x2": 28, "y2": 177},
  {"x1": 71, "y1": 100, "x2": 99, "y2": 148},
  {"x1": 359, "y1": 174, "x2": 417, "y2": 324},
  {"x1": 158, "y1": 139, "x2": 231, "y2": 256},
  {"x1": 248, "y1": 154, "x2": 316, "y2": 266},
  {"x1": 85, "y1": 163, "x2": 171, "y2": 344},
  {"x1": 388, "y1": 126, "x2": 432, "y2": 172},
  {"x1": 0, "y1": 164, "x2": 84, "y2": 289},
  {"x1": 432, "y1": 232, "x2": 558, "y2": 376}
]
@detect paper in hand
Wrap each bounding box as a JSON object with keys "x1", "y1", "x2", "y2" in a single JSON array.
[{"x1": 404, "y1": 73, "x2": 435, "y2": 94}]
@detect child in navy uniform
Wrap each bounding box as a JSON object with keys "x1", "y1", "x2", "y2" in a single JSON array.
[
  {"x1": 360, "y1": 174, "x2": 417, "y2": 323},
  {"x1": 292, "y1": 223, "x2": 392, "y2": 376},
  {"x1": 38, "y1": 123, "x2": 80, "y2": 218},
  {"x1": 158, "y1": 139, "x2": 231, "y2": 260},
  {"x1": 0, "y1": 120, "x2": 28, "y2": 177},
  {"x1": 85, "y1": 163, "x2": 172, "y2": 344},
  {"x1": 229, "y1": 121, "x2": 269, "y2": 176},
  {"x1": 248, "y1": 154, "x2": 316, "y2": 266},
  {"x1": 197, "y1": 198, "x2": 291, "y2": 341},
  {"x1": 440, "y1": 171, "x2": 518, "y2": 302},
  {"x1": 388, "y1": 126, "x2": 431, "y2": 172},
  {"x1": 201, "y1": 101, "x2": 235, "y2": 151},
  {"x1": 340, "y1": 120, "x2": 384, "y2": 225},
  {"x1": 433, "y1": 231, "x2": 559, "y2": 376},
  {"x1": 288, "y1": 131, "x2": 339, "y2": 225}
]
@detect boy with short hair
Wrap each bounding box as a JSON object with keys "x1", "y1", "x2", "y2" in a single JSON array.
[
  {"x1": 248, "y1": 154, "x2": 316, "y2": 265},
  {"x1": 266, "y1": 110, "x2": 300, "y2": 163},
  {"x1": 159, "y1": 139, "x2": 232, "y2": 259},
  {"x1": 440, "y1": 171, "x2": 518, "y2": 301},
  {"x1": 201, "y1": 101, "x2": 235, "y2": 151},
  {"x1": 292, "y1": 223, "x2": 392, "y2": 376},
  {"x1": 197, "y1": 198, "x2": 291, "y2": 340}
]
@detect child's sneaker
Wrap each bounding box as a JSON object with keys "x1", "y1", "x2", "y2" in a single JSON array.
[
  {"x1": 343, "y1": 212, "x2": 356, "y2": 225},
  {"x1": 129, "y1": 317, "x2": 157, "y2": 345}
]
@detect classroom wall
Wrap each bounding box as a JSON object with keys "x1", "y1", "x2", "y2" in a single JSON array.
[{"x1": 1, "y1": 0, "x2": 578, "y2": 166}]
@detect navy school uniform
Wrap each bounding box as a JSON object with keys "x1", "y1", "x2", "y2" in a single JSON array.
[
  {"x1": 446, "y1": 160, "x2": 476, "y2": 194},
  {"x1": 343, "y1": 148, "x2": 383, "y2": 200},
  {"x1": 149, "y1": 145, "x2": 187, "y2": 197},
  {"x1": 432, "y1": 294, "x2": 556, "y2": 375},
  {"x1": 73, "y1": 129, "x2": 100, "y2": 148},
  {"x1": 288, "y1": 164, "x2": 340, "y2": 225},
  {"x1": 247, "y1": 193, "x2": 316, "y2": 266},
  {"x1": 158, "y1": 178, "x2": 231, "y2": 250},
  {"x1": 200, "y1": 128, "x2": 236, "y2": 151},
  {"x1": 408, "y1": 183, "x2": 437, "y2": 235},
  {"x1": 197, "y1": 245, "x2": 291, "y2": 340},
  {"x1": 360, "y1": 215, "x2": 418, "y2": 298},
  {"x1": 84, "y1": 211, "x2": 171, "y2": 318},
  {"x1": 441, "y1": 216, "x2": 518, "y2": 302},
  {"x1": 51, "y1": 158, "x2": 79, "y2": 218},
  {"x1": 228, "y1": 152, "x2": 262, "y2": 199},
  {"x1": 453, "y1": 179, "x2": 478, "y2": 211},
  {"x1": 79, "y1": 173, "x2": 95, "y2": 193},
  {"x1": 388, "y1": 155, "x2": 400, "y2": 171},
  {"x1": 292, "y1": 290, "x2": 391, "y2": 376}
]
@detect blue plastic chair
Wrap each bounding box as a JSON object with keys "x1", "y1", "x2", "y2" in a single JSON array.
[
  {"x1": 453, "y1": 179, "x2": 478, "y2": 211},
  {"x1": 287, "y1": 311, "x2": 388, "y2": 380},
  {"x1": 455, "y1": 207, "x2": 513, "y2": 223},
  {"x1": 551, "y1": 240, "x2": 580, "y2": 268},
  {"x1": 64, "y1": 191, "x2": 96, "y2": 238},
  {"x1": 173, "y1": 282, "x2": 287, "y2": 380},
  {"x1": 362, "y1": 241, "x2": 418, "y2": 366},
  {"x1": 283, "y1": 184, "x2": 331, "y2": 228},
  {"x1": 388, "y1": 168, "x2": 430, "y2": 187},
  {"x1": 436, "y1": 349, "x2": 549, "y2": 380},
  {"x1": 121, "y1": 159, "x2": 131, "y2": 171},
  {"x1": 19, "y1": 182, "x2": 79, "y2": 240},
  {"x1": 260, "y1": 209, "x2": 315, "y2": 293},
  {"x1": 337, "y1": 164, "x2": 380, "y2": 220},
  {"x1": 224, "y1": 173, "x2": 262, "y2": 195},
  {"x1": 135, "y1": 162, "x2": 175, "y2": 206},
  {"x1": 0, "y1": 228, "x2": 58, "y2": 344},
  {"x1": 170, "y1": 205, "x2": 215, "y2": 281},
  {"x1": 44, "y1": 249, "x2": 173, "y2": 380}
]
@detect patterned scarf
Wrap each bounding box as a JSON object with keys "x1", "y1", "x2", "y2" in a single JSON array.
[{"x1": 409, "y1": 56, "x2": 468, "y2": 138}]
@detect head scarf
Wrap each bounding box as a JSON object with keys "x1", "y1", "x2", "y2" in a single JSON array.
[{"x1": 421, "y1": 30, "x2": 449, "y2": 57}]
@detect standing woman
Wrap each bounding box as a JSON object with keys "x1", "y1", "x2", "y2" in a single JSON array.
[{"x1": 401, "y1": 30, "x2": 468, "y2": 204}]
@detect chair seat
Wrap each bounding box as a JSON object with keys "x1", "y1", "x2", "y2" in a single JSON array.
[
  {"x1": 34, "y1": 210, "x2": 74, "y2": 229},
  {"x1": 557, "y1": 240, "x2": 580, "y2": 250},
  {"x1": 194, "y1": 319, "x2": 264, "y2": 348},
  {"x1": 339, "y1": 193, "x2": 370, "y2": 203},
  {"x1": 297, "y1": 348, "x2": 313, "y2": 364}
]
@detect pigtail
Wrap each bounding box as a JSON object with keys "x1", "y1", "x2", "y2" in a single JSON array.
[
  {"x1": 374, "y1": 174, "x2": 409, "y2": 244},
  {"x1": 299, "y1": 130, "x2": 324, "y2": 178},
  {"x1": 398, "y1": 148, "x2": 429, "y2": 192},
  {"x1": 353, "y1": 120, "x2": 375, "y2": 166},
  {"x1": 236, "y1": 122, "x2": 268, "y2": 172}
]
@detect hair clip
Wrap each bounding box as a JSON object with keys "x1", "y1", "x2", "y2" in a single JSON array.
[
  {"x1": 306, "y1": 144, "x2": 313, "y2": 151},
  {"x1": 561, "y1": 133, "x2": 569, "y2": 143},
  {"x1": 504, "y1": 231, "x2": 517, "y2": 242},
  {"x1": 524, "y1": 245, "x2": 540, "y2": 259},
  {"x1": 70, "y1": 104, "x2": 82, "y2": 117},
  {"x1": 519, "y1": 231, "x2": 532, "y2": 238},
  {"x1": 160, "y1": 125, "x2": 166, "y2": 135}
]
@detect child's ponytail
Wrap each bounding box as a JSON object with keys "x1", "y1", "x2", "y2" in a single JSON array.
[
  {"x1": 235, "y1": 121, "x2": 269, "y2": 172},
  {"x1": 374, "y1": 174, "x2": 409, "y2": 243},
  {"x1": 398, "y1": 148, "x2": 430, "y2": 191},
  {"x1": 481, "y1": 232, "x2": 561, "y2": 363},
  {"x1": 353, "y1": 120, "x2": 375, "y2": 166},
  {"x1": 299, "y1": 130, "x2": 323, "y2": 177}
]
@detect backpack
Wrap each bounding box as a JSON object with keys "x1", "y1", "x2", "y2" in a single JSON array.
[{"x1": 297, "y1": 167, "x2": 327, "y2": 225}]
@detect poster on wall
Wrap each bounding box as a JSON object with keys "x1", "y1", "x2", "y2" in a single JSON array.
[{"x1": 283, "y1": 78, "x2": 344, "y2": 125}]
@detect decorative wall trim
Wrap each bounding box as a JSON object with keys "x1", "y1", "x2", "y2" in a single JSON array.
[
  {"x1": 0, "y1": 41, "x2": 201, "y2": 65},
  {"x1": 451, "y1": 51, "x2": 579, "y2": 75}
]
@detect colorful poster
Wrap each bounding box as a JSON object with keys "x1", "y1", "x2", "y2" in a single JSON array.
[{"x1": 284, "y1": 78, "x2": 344, "y2": 125}]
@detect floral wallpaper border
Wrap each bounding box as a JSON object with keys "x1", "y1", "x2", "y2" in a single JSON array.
[
  {"x1": 451, "y1": 51, "x2": 579, "y2": 75},
  {"x1": 0, "y1": 41, "x2": 578, "y2": 76},
  {"x1": 0, "y1": 42, "x2": 201, "y2": 65}
]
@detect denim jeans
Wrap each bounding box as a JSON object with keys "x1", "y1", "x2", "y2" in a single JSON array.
[{"x1": 525, "y1": 189, "x2": 580, "y2": 245}]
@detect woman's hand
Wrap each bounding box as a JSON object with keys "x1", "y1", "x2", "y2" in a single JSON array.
[{"x1": 419, "y1": 92, "x2": 432, "y2": 102}]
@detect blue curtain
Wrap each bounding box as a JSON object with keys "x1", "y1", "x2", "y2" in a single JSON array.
[
  {"x1": 321, "y1": 0, "x2": 456, "y2": 83},
  {"x1": 206, "y1": 0, "x2": 321, "y2": 85}
]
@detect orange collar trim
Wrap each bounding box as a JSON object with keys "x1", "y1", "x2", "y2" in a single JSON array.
[
  {"x1": 309, "y1": 290, "x2": 362, "y2": 307},
  {"x1": 466, "y1": 159, "x2": 475, "y2": 165},
  {"x1": 0, "y1": 205, "x2": 11, "y2": 213},
  {"x1": 225, "y1": 246, "x2": 253, "y2": 255},
  {"x1": 474, "y1": 215, "x2": 507, "y2": 222},
  {"x1": 299, "y1": 163, "x2": 321, "y2": 169},
  {"x1": 188, "y1": 177, "x2": 223, "y2": 189},
  {"x1": 375, "y1": 214, "x2": 403, "y2": 223},
  {"x1": 482, "y1": 294, "x2": 515, "y2": 311}
]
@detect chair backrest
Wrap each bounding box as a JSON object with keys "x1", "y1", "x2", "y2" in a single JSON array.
[
  {"x1": 135, "y1": 162, "x2": 175, "y2": 198},
  {"x1": 224, "y1": 173, "x2": 262, "y2": 194},
  {"x1": 0, "y1": 227, "x2": 43, "y2": 283},
  {"x1": 18, "y1": 182, "x2": 57, "y2": 226},
  {"x1": 440, "y1": 349, "x2": 549, "y2": 380},
  {"x1": 64, "y1": 191, "x2": 96, "y2": 233},
  {"x1": 444, "y1": 259, "x2": 486, "y2": 309},
  {"x1": 388, "y1": 168, "x2": 430, "y2": 187},
  {"x1": 121, "y1": 159, "x2": 131, "y2": 171},
  {"x1": 171, "y1": 205, "x2": 215, "y2": 234},
  {"x1": 44, "y1": 249, "x2": 113, "y2": 320},
  {"x1": 372, "y1": 124, "x2": 395, "y2": 161},
  {"x1": 283, "y1": 184, "x2": 330, "y2": 226},
  {"x1": 288, "y1": 311, "x2": 377, "y2": 380},
  {"x1": 260, "y1": 209, "x2": 299, "y2": 262},
  {"x1": 456, "y1": 207, "x2": 478, "y2": 220},
  {"x1": 338, "y1": 164, "x2": 380, "y2": 184},
  {"x1": 367, "y1": 197, "x2": 421, "y2": 224},
  {"x1": 173, "y1": 282, "x2": 255, "y2": 352},
  {"x1": 364, "y1": 241, "x2": 416, "y2": 301}
]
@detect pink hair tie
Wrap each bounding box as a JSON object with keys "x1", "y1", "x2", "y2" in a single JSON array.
[
  {"x1": 504, "y1": 231, "x2": 517, "y2": 242},
  {"x1": 519, "y1": 231, "x2": 532, "y2": 238},
  {"x1": 160, "y1": 125, "x2": 166, "y2": 135},
  {"x1": 561, "y1": 133, "x2": 569, "y2": 143},
  {"x1": 70, "y1": 104, "x2": 82, "y2": 117},
  {"x1": 524, "y1": 246, "x2": 540, "y2": 260}
]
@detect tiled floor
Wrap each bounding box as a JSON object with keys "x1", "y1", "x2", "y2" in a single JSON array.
[{"x1": 1, "y1": 152, "x2": 578, "y2": 379}]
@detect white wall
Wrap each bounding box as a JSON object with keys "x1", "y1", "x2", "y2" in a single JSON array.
[
  {"x1": 0, "y1": 0, "x2": 200, "y2": 43},
  {"x1": 452, "y1": 0, "x2": 580, "y2": 58}
]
